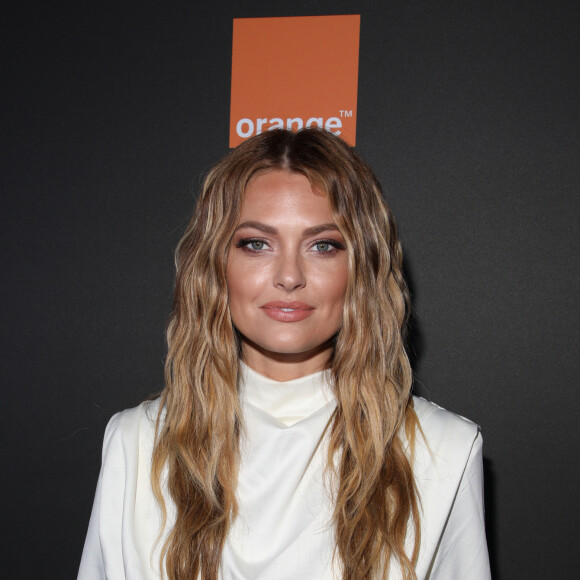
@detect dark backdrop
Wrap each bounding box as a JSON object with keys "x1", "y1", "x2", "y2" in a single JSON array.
[{"x1": 3, "y1": 1, "x2": 578, "y2": 578}]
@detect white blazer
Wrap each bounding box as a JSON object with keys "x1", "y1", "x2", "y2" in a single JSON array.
[{"x1": 78, "y1": 396, "x2": 491, "y2": 579}]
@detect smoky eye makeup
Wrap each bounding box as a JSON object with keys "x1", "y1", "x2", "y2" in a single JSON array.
[
  {"x1": 310, "y1": 238, "x2": 346, "y2": 253},
  {"x1": 234, "y1": 237, "x2": 270, "y2": 252}
]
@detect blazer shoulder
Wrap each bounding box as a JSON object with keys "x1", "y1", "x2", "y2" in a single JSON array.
[
  {"x1": 102, "y1": 398, "x2": 161, "y2": 457},
  {"x1": 410, "y1": 398, "x2": 490, "y2": 578},
  {"x1": 411, "y1": 396, "x2": 481, "y2": 483},
  {"x1": 412, "y1": 395, "x2": 480, "y2": 444}
]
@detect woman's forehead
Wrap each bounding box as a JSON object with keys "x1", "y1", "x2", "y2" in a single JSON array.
[{"x1": 239, "y1": 170, "x2": 333, "y2": 225}]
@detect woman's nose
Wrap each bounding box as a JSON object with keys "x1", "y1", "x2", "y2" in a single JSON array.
[{"x1": 273, "y1": 251, "x2": 306, "y2": 291}]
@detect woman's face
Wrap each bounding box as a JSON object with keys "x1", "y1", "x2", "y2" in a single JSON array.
[{"x1": 226, "y1": 169, "x2": 348, "y2": 378}]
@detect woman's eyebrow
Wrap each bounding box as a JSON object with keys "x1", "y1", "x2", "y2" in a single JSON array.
[
  {"x1": 303, "y1": 224, "x2": 341, "y2": 236},
  {"x1": 234, "y1": 221, "x2": 277, "y2": 234},
  {"x1": 234, "y1": 221, "x2": 340, "y2": 236}
]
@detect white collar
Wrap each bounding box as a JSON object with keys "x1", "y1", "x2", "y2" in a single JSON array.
[{"x1": 240, "y1": 362, "x2": 334, "y2": 427}]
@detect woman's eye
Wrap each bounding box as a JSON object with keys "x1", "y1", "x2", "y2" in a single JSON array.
[
  {"x1": 310, "y1": 239, "x2": 345, "y2": 255},
  {"x1": 248, "y1": 240, "x2": 265, "y2": 251},
  {"x1": 235, "y1": 239, "x2": 268, "y2": 251}
]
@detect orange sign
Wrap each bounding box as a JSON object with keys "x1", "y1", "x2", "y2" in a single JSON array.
[{"x1": 230, "y1": 15, "x2": 360, "y2": 147}]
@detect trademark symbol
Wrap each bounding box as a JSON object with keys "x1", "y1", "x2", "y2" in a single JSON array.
[{"x1": 339, "y1": 110, "x2": 353, "y2": 118}]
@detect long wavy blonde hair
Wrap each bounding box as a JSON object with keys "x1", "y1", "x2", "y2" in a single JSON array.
[{"x1": 152, "y1": 128, "x2": 421, "y2": 579}]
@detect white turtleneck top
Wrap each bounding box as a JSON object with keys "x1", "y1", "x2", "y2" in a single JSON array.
[
  {"x1": 221, "y1": 364, "x2": 338, "y2": 578},
  {"x1": 78, "y1": 367, "x2": 491, "y2": 579}
]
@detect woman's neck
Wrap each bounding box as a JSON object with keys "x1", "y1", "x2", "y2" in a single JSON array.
[{"x1": 241, "y1": 339, "x2": 332, "y2": 381}]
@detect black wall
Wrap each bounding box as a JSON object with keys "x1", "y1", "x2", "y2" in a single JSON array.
[{"x1": 3, "y1": 1, "x2": 578, "y2": 578}]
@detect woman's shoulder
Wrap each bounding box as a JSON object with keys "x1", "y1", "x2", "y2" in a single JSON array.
[
  {"x1": 412, "y1": 395, "x2": 480, "y2": 440},
  {"x1": 409, "y1": 398, "x2": 490, "y2": 578},
  {"x1": 79, "y1": 398, "x2": 165, "y2": 578},
  {"x1": 101, "y1": 398, "x2": 161, "y2": 456},
  {"x1": 410, "y1": 395, "x2": 482, "y2": 480}
]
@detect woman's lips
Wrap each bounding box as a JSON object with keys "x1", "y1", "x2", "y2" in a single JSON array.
[{"x1": 260, "y1": 301, "x2": 314, "y2": 322}]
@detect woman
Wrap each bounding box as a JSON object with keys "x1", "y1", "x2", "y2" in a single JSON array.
[{"x1": 79, "y1": 128, "x2": 491, "y2": 579}]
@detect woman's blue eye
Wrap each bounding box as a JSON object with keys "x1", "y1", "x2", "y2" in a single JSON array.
[
  {"x1": 315, "y1": 242, "x2": 332, "y2": 252},
  {"x1": 234, "y1": 238, "x2": 269, "y2": 252}
]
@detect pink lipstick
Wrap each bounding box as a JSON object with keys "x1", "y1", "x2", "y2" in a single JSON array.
[{"x1": 260, "y1": 301, "x2": 314, "y2": 322}]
